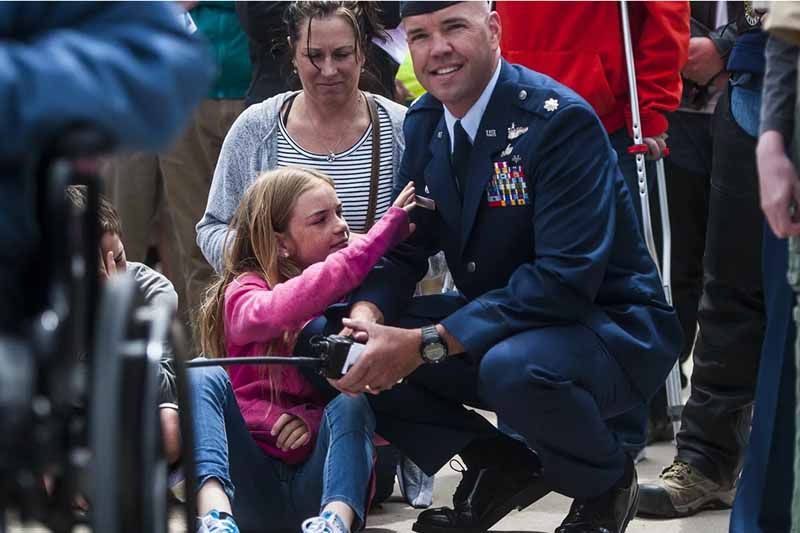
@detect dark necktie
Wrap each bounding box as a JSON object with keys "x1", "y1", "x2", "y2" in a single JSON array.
[{"x1": 450, "y1": 120, "x2": 472, "y2": 197}]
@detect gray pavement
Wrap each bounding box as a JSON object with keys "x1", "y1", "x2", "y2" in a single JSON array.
[
  {"x1": 7, "y1": 438, "x2": 731, "y2": 533},
  {"x1": 8, "y1": 369, "x2": 731, "y2": 533}
]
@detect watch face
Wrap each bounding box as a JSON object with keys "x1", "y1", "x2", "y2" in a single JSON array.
[{"x1": 423, "y1": 342, "x2": 446, "y2": 362}]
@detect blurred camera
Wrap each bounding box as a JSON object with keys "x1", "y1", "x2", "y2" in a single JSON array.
[{"x1": 310, "y1": 334, "x2": 366, "y2": 378}]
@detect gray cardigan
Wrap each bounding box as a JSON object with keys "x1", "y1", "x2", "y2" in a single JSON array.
[{"x1": 196, "y1": 90, "x2": 408, "y2": 272}]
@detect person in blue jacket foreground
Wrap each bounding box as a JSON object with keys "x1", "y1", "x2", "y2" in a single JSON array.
[{"x1": 0, "y1": 2, "x2": 213, "y2": 335}]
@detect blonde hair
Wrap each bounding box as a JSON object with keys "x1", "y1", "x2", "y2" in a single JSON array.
[{"x1": 198, "y1": 167, "x2": 336, "y2": 359}]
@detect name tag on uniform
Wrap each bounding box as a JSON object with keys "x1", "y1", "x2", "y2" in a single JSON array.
[{"x1": 487, "y1": 162, "x2": 530, "y2": 207}]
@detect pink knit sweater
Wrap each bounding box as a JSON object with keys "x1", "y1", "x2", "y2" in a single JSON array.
[{"x1": 223, "y1": 206, "x2": 410, "y2": 464}]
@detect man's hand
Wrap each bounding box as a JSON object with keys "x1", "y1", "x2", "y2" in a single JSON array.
[
  {"x1": 643, "y1": 133, "x2": 668, "y2": 160},
  {"x1": 683, "y1": 37, "x2": 726, "y2": 86},
  {"x1": 757, "y1": 130, "x2": 800, "y2": 237},
  {"x1": 333, "y1": 319, "x2": 423, "y2": 395},
  {"x1": 271, "y1": 413, "x2": 310, "y2": 451}
]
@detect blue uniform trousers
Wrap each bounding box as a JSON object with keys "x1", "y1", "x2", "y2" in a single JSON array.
[
  {"x1": 729, "y1": 227, "x2": 795, "y2": 532},
  {"x1": 361, "y1": 295, "x2": 644, "y2": 499}
]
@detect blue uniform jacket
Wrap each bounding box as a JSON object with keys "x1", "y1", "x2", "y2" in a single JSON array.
[{"x1": 354, "y1": 61, "x2": 683, "y2": 400}]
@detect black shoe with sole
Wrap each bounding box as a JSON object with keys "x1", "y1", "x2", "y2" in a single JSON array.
[
  {"x1": 556, "y1": 458, "x2": 639, "y2": 533},
  {"x1": 411, "y1": 461, "x2": 551, "y2": 533}
]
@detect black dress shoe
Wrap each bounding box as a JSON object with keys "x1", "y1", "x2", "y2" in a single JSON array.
[
  {"x1": 556, "y1": 459, "x2": 639, "y2": 533},
  {"x1": 411, "y1": 463, "x2": 551, "y2": 533}
]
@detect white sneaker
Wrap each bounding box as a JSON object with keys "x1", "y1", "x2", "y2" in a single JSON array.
[
  {"x1": 197, "y1": 509, "x2": 239, "y2": 533},
  {"x1": 301, "y1": 510, "x2": 349, "y2": 533}
]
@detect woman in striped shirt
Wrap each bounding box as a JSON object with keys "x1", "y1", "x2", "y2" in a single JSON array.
[{"x1": 197, "y1": 1, "x2": 408, "y2": 274}]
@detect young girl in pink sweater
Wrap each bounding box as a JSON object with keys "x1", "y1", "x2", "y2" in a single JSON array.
[{"x1": 190, "y1": 167, "x2": 415, "y2": 533}]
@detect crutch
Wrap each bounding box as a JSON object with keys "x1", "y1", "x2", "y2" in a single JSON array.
[{"x1": 620, "y1": 0, "x2": 682, "y2": 439}]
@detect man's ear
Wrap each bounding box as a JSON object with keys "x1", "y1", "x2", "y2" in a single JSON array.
[{"x1": 487, "y1": 11, "x2": 502, "y2": 48}]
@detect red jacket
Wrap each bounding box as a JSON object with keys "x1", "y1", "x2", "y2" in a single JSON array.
[{"x1": 496, "y1": 1, "x2": 689, "y2": 138}]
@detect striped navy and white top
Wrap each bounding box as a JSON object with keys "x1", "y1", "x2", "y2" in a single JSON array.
[{"x1": 276, "y1": 106, "x2": 394, "y2": 233}]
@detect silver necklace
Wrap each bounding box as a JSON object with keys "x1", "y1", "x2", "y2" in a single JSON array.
[
  {"x1": 304, "y1": 92, "x2": 364, "y2": 162},
  {"x1": 305, "y1": 103, "x2": 345, "y2": 162}
]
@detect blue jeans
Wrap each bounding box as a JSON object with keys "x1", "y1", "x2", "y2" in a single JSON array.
[
  {"x1": 189, "y1": 365, "x2": 375, "y2": 533},
  {"x1": 729, "y1": 73, "x2": 761, "y2": 139}
]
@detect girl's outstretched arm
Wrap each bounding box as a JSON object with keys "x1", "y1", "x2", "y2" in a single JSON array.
[{"x1": 225, "y1": 197, "x2": 415, "y2": 347}]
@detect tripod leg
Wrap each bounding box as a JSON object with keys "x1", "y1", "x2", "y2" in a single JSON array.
[
  {"x1": 171, "y1": 322, "x2": 199, "y2": 530},
  {"x1": 89, "y1": 275, "x2": 139, "y2": 533}
]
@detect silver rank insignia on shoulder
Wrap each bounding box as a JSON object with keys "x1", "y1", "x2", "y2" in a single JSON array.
[
  {"x1": 499, "y1": 144, "x2": 513, "y2": 158},
  {"x1": 425, "y1": 185, "x2": 430, "y2": 194},
  {"x1": 544, "y1": 98, "x2": 559, "y2": 112},
  {"x1": 486, "y1": 129, "x2": 496, "y2": 137},
  {"x1": 507, "y1": 123, "x2": 528, "y2": 140},
  {"x1": 512, "y1": 154, "x2": 522, "y2": 164}
]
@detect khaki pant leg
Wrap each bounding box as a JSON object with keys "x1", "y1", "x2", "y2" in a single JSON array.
[
  {"x1": 160, "y1": 99, "x2": 245, "y2": 344},
  {"x1": 100, "y1": 152, "x2": 161, "y2": 263},
  {"x1": 155, "y1": 183, "x2": 188, "y2": 314}
]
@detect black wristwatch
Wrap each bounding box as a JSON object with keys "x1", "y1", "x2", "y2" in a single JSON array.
[{"x1": 420, "y1": 325, "x2": 448, "y2": 364}]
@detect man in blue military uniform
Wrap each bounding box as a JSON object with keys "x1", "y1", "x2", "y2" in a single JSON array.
[{"x1": 332, "y1": 2, "x2": 683, "y2": 532}]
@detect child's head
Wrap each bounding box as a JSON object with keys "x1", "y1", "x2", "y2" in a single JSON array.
[
  {"x1": 199, "y1": 166, "x2": 346, "y2": 357},
  {"x1": 65, "y1": 185, "x2": 127, "y2": 277},
  {"x1": 226, "y1": 166, "x2": 348, "y2": 281}
]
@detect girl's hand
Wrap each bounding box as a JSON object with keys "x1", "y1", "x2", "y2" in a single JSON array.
[
  {"x1": 271, "y1": 413, "x2": 310, "y2": 451},
  {"x1": 393, "y1": 181, "x2": 417, "y2": 213}
]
